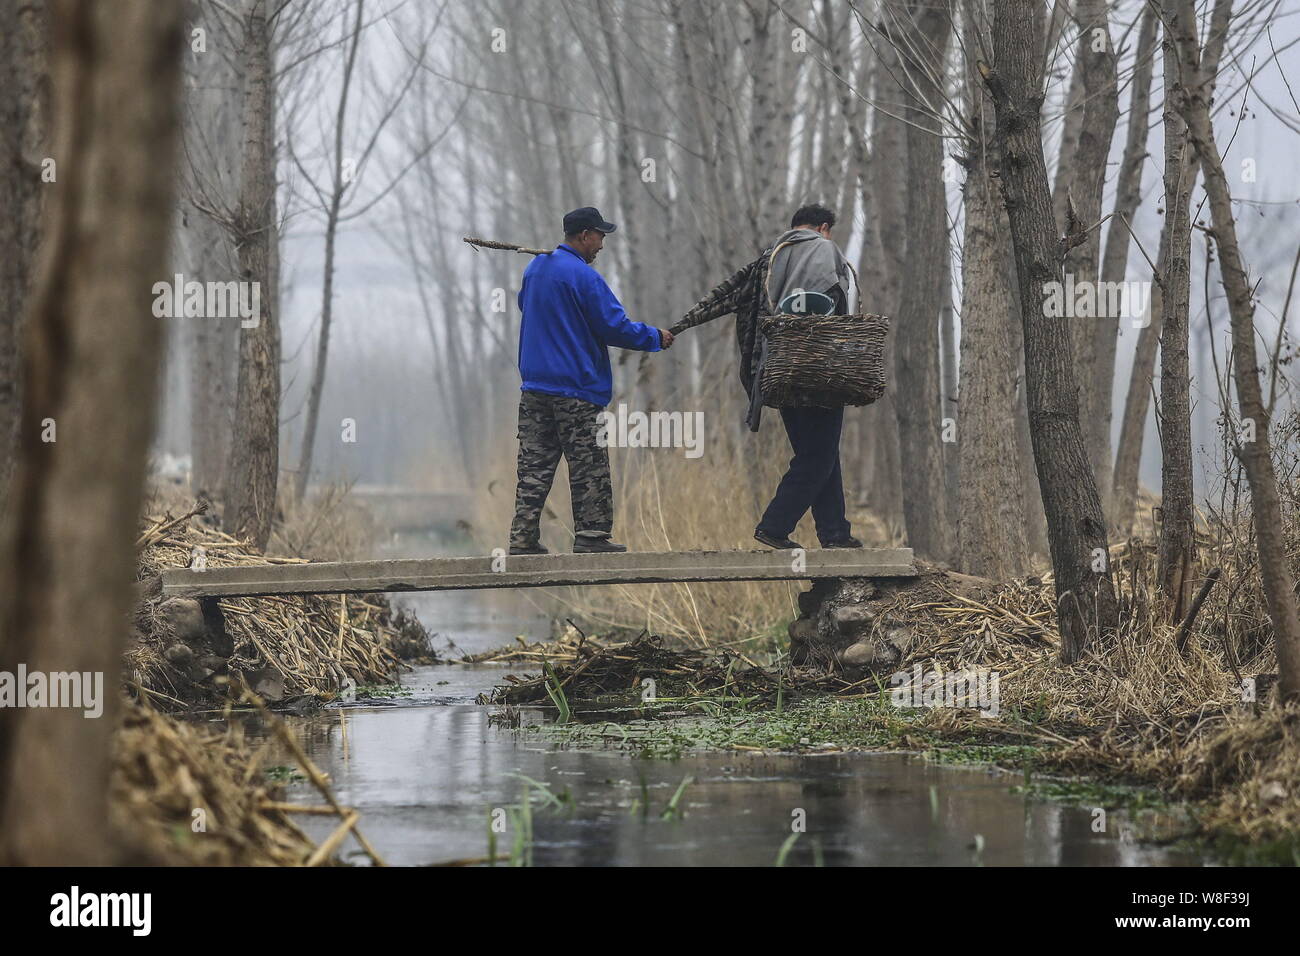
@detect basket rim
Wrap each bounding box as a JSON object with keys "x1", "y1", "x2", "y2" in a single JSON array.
[{"x1": 762, "y1": 312, "x2": 890, "y2": 327}]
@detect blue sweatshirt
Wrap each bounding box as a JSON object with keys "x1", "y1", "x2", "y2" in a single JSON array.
[{"x1": 517, "y1": 243, "x2": 662, "y2": 406}]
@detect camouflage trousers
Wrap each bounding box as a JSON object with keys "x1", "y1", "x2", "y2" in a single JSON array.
[{"x1": 509, "y1": 390, "x2": 613, "y2": 547}]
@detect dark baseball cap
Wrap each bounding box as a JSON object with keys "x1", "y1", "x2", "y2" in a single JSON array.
[{"x1": 563, "y1": 206, "x2": 617, "y2": 235}]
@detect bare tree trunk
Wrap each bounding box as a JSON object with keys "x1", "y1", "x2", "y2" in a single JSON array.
[
  {"x1": 1112, "y1": 248, "x2": 1165, "y2": 536},
  {"x1": 957, "y1": 0, "x2": 1029, "y2": 579},
  {"x1": 984, "y1": 0, "x2": 1118, "y2": 662},
  {"x1": 893, "y1": 0, "x2": 954, "y2": 561},
  {"x1": 1010, "y1": 0, "x2": 1048, "y2": 557},
  {"x1": 183, "y1": 8, "x2": 241, "y2": 498},
  {"x1": 1097, "y1": 3, "x2": 1157, "y2": 527},
  {"x1": 744, "y1": 0, "x2": 792, "y2": 241},
  {"x1": 847, "y1": 50, "x2": 873, "y2": 488},
  {"x1": 294, "y1": 0, "x2": 364, "y2": 502},
  {"x1": 1111, "y1": 0, "x2": 1231, "y2": 535},
  {"x1": 1050, "y1": 38, "x2": 1085, "y2": 229},
  {"x1": 1169, "y1": 0, "x2": 1300, "y2": 702},
  {"x1": 0, "y1": 0, "x2": 183, "y2": 863},
  {"x1": 224, "y1": 0, "x2": 280, "y2": 551},
  {"x1": 0, "y1": 0, "x2": 46, "y2": 508},
  {"x1": 596, "y1": 2, "x2": 647, "y2": 324},
  {"x1": 865, "y1": 29, "x2": 908, "y2": 534},
  {"x1": 1062, "y1": 0, "x2": 1119, "y2": 507},
  {"x1": 1157, "y1": 1, "x2": 1196, "y2": 616},
  {"x1": 1005, "y1": 209, "x2": 1049, "y2": 557},
  {"x1": 939, "y1": 234, "x2": 958, "y2": 505}
]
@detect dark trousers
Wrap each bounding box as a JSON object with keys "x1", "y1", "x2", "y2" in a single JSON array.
[
  {"x1": 510, "y1": 391, "x2": 613, "y2": 546},
  {"x1": 757, "y1": 405, "x2": 851, "y2": 545}
]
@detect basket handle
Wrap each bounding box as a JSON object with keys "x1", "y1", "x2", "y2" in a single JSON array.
[
  {"x1": 845, "y1": 259, "x2": 861, "y2": 315},
  {"x1": 762, "y1": 239, "x2": 799, "y2": 312}
]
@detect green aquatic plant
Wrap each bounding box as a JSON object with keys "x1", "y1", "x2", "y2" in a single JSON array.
[
  {"x1": 660, "y1": 774, "x2": 694, "y2": 820},
  {"x1": 543, "y1": 662, "x2": 572, "y2": 724},
  {"x1": 774, "y1": 832, "x2": 800, "y2": 866},
  {"x1": 354, "y1": 683, "x2": 412, "y2": 700},
  {"x1": 264, "y1": 765, "x2": 305, "y2": 783}
]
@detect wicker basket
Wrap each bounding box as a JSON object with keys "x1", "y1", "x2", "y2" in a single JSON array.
[{"x1": 759, "y1": 312, "x2": 890, "y2": 408}]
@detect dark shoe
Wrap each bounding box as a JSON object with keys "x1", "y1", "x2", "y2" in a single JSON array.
[
  {"x1": 574, "y1": 537, "x2": 627, "y2": 554},
  {"x1": 754, "y1": 529, "x2": 803, "y2": 550},
  {"x1": 508, "y1": 543, "x2": 549, "y2": 556},
  {"x1": 822, "y1": 535, "x2": 863, "y2": 549}
]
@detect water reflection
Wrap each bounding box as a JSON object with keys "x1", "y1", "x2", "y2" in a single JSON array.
[{"x1": 248, "y1": 665, "x2": 1206, "y2": 867}]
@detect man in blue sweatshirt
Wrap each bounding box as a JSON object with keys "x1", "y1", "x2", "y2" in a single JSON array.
[{"x1": 509, "y1": 207, "x2": 674, "y2": 555}]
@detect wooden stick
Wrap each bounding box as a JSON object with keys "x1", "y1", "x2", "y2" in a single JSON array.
[
  {"x1": 306, "y1": 811, "x2": 359, "y2": 867},
  {"x1": 336, "y1": 594, "x2": 348, "y2": 660},
  {"x1": 1175, "y1": 567, "x2": 1222, "y2": 656},
  {"x1": 260, "y1": 802, "x2": 345, "y2": 815},
  {"x1": 238, "y1": 680, "x2": 387, "y2": 866},
  {"x1": 463, "y1": 236, "x2": 550, "y2": 256},
  {"x1": 136, "y1": 501, "x2": 209, "y2": 549}
]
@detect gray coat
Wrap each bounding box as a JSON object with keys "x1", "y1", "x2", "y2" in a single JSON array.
[{"x1": 766, "y1": 228, "x2": 857, "y2": 314}]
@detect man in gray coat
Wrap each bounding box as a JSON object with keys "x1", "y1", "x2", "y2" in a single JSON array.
[
  {"x1": 674, "y1": 203, "x2": 862, "y2": 551},
  {"x1": 754, "y1": 203, "x2": 860, "y2": 550}
]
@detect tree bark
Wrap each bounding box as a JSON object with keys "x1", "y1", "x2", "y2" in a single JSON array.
[
  {"x1": 984, "y1": 0, "x2": 1118, "y2": 662},
  {"x1": 1169, "y1": 0, "x2": 1300, "y2": 703},
  {"x1": 1060, "y1": 0, "x2": 1119, "y2": 507},
  {"x1": 0, "y1": 0, "x2": 183, "y2": 863},
  {"x1": 894, "y1": 0, "x2": 954, "y2": 562},
  {"x1": 0, "y1": 0, "x2": 47, "y2": 509},
  {"x1": 1004, "y1": 196, "x2": 1050, "y2": 557},
  {"x1": 1157, "y1": 0, "x2": 1196, "y2": 617},
  {"x1": 865, "y1": 28, "x2": 908, "y2": 534},
  {"x1": 224, "y1": 0, "x2": 281, "y2": 551},
  {"x1": 182, "y1": 8, "x2": 242, "y2": 498},
  {"x1": 957, "y1": 0, "x2": 1029, "y2": 579},
  {"x1": 939, "y1": 234, "x2": 958, "y2": 506}
]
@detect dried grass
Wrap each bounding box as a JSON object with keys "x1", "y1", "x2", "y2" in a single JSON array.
[
  {"x1": 821, "y1": 533, "x2": 1297, "y2": 844},
  {"x1": 110, "y1": 699, "x2": 320, "y2": 865},
  {"x1": 130, "y1": 504, "x2": 429, "y2": 708},
  {"x1": 110, "y1": 691, "x2": 387, "y2": 866}
]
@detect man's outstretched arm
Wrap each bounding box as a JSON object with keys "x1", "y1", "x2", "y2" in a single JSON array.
[
  {"x1": 669, "y1": 257, "x2": 761, "y2": 335},
  {"x1": 581, "y1": 270, "x2": 667, "y2": 351}
]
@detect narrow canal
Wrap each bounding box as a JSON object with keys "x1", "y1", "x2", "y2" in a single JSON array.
[{"x1": 247, "y1": 588, "x2": 1207, "y2": 866}]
